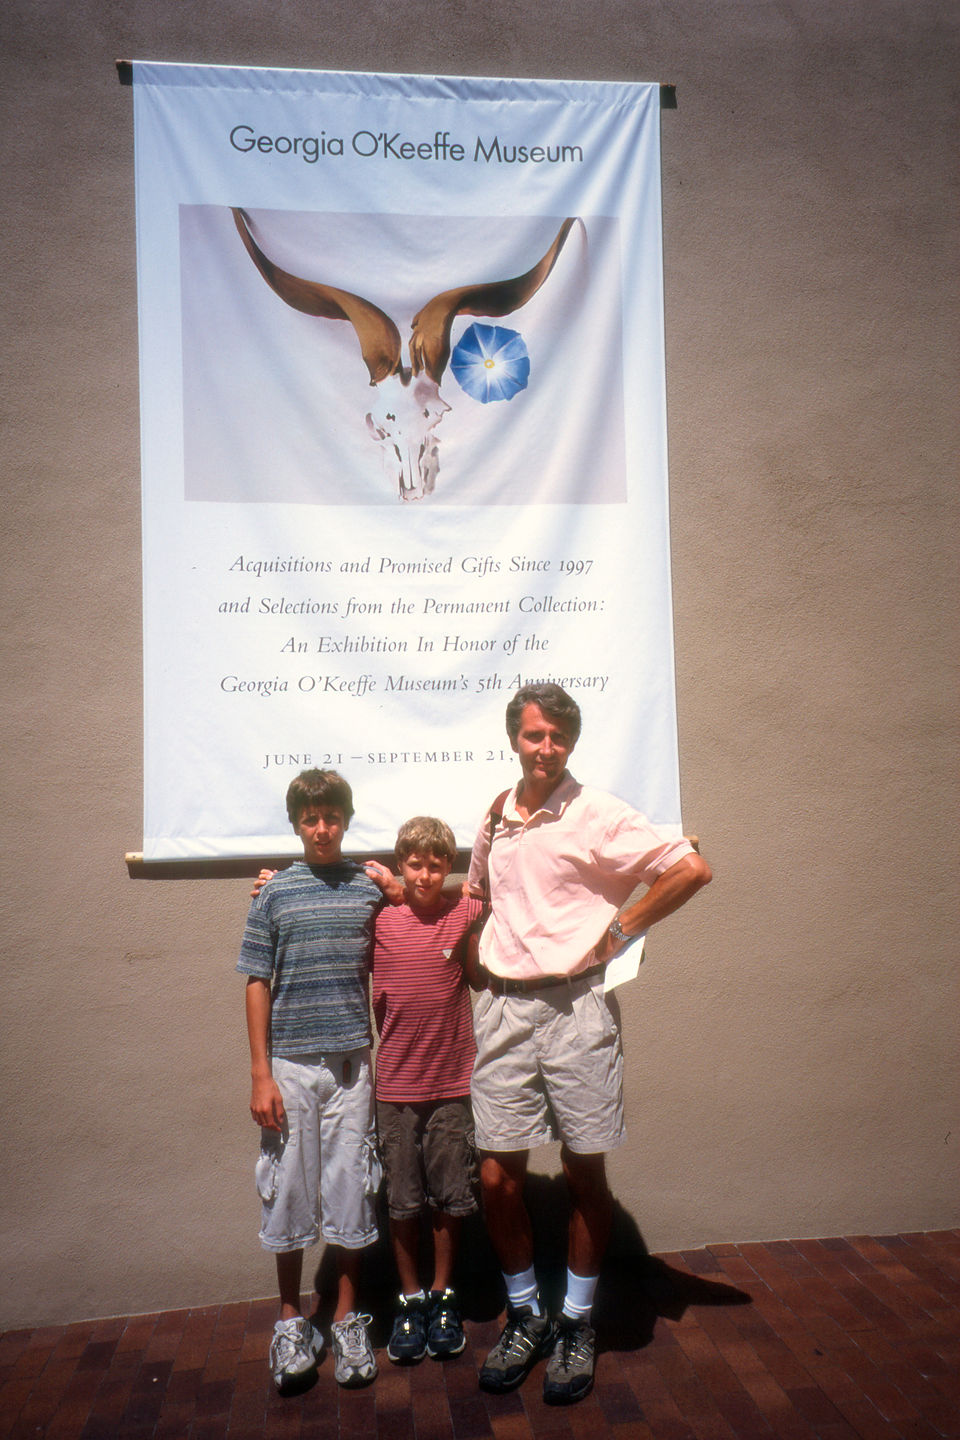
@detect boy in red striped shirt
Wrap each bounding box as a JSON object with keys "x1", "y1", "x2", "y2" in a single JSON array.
[{"x1": 371, "y1": 816, "x2": 484, "y2": 1364}]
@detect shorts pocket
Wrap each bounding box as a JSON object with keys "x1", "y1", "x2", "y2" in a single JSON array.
[
  {"x1": 361, "y1": 1132, "x2": 383, "y2": 1198},
  {"x1": 256, "y1": 1129, "x2": 284, "y2": 1201},
  {"x1": 576, "y1": 983, "x2": 619, "y2": 1049}
]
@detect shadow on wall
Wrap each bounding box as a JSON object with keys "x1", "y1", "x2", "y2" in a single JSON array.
[{"x1": 314, "y1": 1171, "x2": 751, "y2": 1352}]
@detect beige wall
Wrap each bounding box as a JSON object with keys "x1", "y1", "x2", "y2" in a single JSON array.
[{"x1": 2, "y1": 0, "x2": 957, "y2": 1329}]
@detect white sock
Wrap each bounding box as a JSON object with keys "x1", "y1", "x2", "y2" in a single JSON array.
[
  {"x1": 401, "y1": 1288, "x2": 426, "y2": 1302},
  {"x1": 503, "y1": 1265, "x2": 541, "y2": 1315},
  {"x1": 561, "y1": 1269, "x2": 598, "y2": 1321}
]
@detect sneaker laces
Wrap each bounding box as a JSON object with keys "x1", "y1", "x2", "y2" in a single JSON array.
[
  {"x1": 554, "y1": 1322, "x2": 592, "y2": 1371},
  {"x1": 273, "y1": 1333, "x2": 299, "y2": 1367},
  {"x1": 491, "y1": 1311, "x2": 539, "y2": 1360},
  {"x1": 432, "y1": 1292, "x2": 458, "y2": 1328},
  {"x1": 336, "y1": 1313, "x2": 373, "y2": 1360},
  {"x1": 272, "y1": 1318, "x2": 307, "y2": 1367}
]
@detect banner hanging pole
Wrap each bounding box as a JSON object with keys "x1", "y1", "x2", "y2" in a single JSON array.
[{"x1": 117, "y1": 61, "x2": 675, "y2": 104}]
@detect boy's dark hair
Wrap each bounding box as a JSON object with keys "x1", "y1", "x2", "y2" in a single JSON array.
[
  {"x1": 505, "y1": 683, "x2": 582, "y2": 746},
  {"x1": 285, "y1": 769, "x2": 355, "y2": 827},
  {"x1": 394, "y1": 816, "x2": 458, "y2": 866}
]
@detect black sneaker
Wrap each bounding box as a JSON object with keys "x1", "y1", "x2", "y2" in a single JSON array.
[
  {"x1": 426, "y1": 1287, "x2": 466, "y2": 1358},
  {"x1": 478, "y1": 1303, "x2": 555, "y2": 1393},
  {"x1": 387, "y1": 1294, "x2": 428, "y2": 1364},
  {"x1": 542, "y1": 1315, "x2": 596, "y2": 1405}
]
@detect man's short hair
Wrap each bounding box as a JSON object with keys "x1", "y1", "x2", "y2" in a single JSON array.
[
  {"x1": 395, "y1": 816, "x2": 458, "y2": 866},
  {"x1": 505, "y1": 684, "x2": 582, "y2": 745},
  {"x1": 285, "y1": 769, "x2": 355, "y2": 827}
]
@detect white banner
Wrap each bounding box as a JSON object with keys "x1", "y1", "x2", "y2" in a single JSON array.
[{"x1": 133, "y1": 63, "x2": 682, "y2": 859}]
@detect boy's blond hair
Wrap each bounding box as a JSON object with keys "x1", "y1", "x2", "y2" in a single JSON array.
[{"x1": 394, "y1": 816, "x2": 458, "y2": 866}]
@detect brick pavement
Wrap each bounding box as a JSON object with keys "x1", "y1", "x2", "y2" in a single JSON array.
[{"x1": 1, "y1": 1232, "x2": 957, "y2": 1439}]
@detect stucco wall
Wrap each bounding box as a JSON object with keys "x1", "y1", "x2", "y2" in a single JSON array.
[{"x1": 2, "y1": 0, "x2": 957, "y2": 1328}]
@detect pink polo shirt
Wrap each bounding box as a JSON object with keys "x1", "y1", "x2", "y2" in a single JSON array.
[{"x1": 467, "y1": 772, "x2": 693, "y2": 980}]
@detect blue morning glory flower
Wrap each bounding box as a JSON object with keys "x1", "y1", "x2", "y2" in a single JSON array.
[{"x1": 450, "y1": 323, "x2": 530, "y2": 403}]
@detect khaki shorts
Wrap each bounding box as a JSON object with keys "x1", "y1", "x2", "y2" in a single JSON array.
[
  {"x1": 471, "y1": 975, "x2": 625, "y2": 1154},
  {"x1": 256, "y1": 1050, "x2": 381, "y2": 1253},
  {"x1": 376, "y1": 1098, "x2": 479, "y2": 1219}
]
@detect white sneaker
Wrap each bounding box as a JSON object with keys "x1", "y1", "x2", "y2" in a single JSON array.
[
  {"x1": 331, "y1": 1311, "x2": 378, "y2": 1387},
  {"x1": 269, "y1": 1315, "x2": 324, "y2": 1395}
]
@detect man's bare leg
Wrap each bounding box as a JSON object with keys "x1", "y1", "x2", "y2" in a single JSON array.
[
  {"x1": 477, "y1": 1148, "x2": 554, "y2": 1393},
  {"x1": 534, "y1": 1147, "x2": 609, "y2": 1406},
  {"x1": 479, "y1": 1150, "x2": 533, "y2": 1273},
  {"x1": 561, "y1": 1147, "x2": 612, "y2": 1281}
]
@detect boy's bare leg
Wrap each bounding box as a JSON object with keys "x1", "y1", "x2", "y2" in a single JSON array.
[
  {"x1": 276, "y1": 1249, "x2": 305, "y2": 1320},
  {"x1": 430, "y1": 1212, "x2": 461, "y2": 1293},
  {"x1": 333, "y1": 1245, "x2": 362, "y2": 1321},
  {"x1": 389, "y1": 1215, "x2": 422, "y2": 1294}
]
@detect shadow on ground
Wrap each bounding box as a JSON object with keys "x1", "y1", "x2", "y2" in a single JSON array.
[{"x1": 315, "y1": 1170, "x2": 751, "y2": 1353}]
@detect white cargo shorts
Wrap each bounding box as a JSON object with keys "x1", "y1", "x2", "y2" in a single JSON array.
[{"x1": 256, "y1": 1049, "x2": 381, "y2": 1252}]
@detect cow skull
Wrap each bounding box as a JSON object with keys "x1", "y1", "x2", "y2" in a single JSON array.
[
  {"x1": 364, "y1": 372, "x2": 449, "y2": 501},
  {"x1": 231, "y1": 209, "x2": 576, "y2": 501}
]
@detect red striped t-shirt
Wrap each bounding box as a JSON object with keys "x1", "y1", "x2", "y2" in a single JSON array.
[{"x1": 372, "y1": 895, "x2": 482, "y2": 1102}]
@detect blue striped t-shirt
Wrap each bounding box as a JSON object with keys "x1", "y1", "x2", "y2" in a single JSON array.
[{"x1": 237, "y1": 861, "x2": 382, "y2": 1056}]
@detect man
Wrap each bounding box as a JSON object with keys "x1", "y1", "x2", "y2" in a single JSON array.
[{"x1": 466, "y1": 684, "x2": 711, "y2": 1405}]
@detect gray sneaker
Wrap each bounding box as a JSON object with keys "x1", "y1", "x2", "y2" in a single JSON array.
[
  {"x1": 542, "y1": 1316, "x2": 596, "y2": 1404},
  {"x1": 478, "y1": 1303, "x2": 555, "y2": 1393},
  {"x1": 331, "y1": 1311, "x2": 378, "y2": 1387},
  {"x1": 268, "y1": 1315, "x2": 324, "y2": 1395}
]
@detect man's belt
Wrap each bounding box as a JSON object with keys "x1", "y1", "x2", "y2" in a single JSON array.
[{"x1": 483, "y1": 961, "x2": 606, "y2": 996}]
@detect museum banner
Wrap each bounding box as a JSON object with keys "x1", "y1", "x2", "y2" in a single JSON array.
[{"x1": 132, "y1": 62, "x2": 682, "y2": 859}]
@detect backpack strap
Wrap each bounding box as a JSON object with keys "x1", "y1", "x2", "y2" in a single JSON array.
[
  {"x1": 478, "y1": 788, "x2": 511, "y2": 902},
  {"x1": 488, "y1": 788, "x2": 511, "y2": 843}
]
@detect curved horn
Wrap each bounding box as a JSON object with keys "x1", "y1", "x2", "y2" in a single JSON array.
[
  {"x1": 409, "y1": 218, "x2": 578, "y2": 383},
  {"x1": 231, "y1": 208, "x2": 402, "y2": 384}
]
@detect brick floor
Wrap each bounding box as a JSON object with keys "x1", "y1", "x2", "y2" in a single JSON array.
[{"x1": 1, "y1": 1233, "x2": 957, "y2": 1439}]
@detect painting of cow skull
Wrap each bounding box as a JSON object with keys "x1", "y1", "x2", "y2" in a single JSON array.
[{"x1": 230, "y1": 208, "x2": 576, "y2": 502}]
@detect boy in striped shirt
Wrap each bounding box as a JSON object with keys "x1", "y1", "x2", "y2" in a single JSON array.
[
  {"x1": 238, "y1": 769, "x2": 389, "y2": 1395},
  {"x1": 371, "y1": 817, "x2": 485, "y2": 1365}
]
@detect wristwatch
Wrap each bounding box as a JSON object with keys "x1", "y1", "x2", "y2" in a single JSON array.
[{"x1": 608, "y1": 917, "x2": 630, "y2": 945}]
